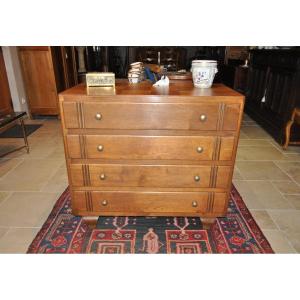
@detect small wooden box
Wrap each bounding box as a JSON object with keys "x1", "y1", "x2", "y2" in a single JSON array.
[{"x1": 86, "y1": 72, "x2": 115, "y2": 87}]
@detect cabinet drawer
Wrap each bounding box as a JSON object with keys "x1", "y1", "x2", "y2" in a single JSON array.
[
  {"x1": 70, "y1": 164, "x2": 231, "y2": 188},
  {"x1": 73, "y1": 191, "x2": 228, "y2": 216},
  {"x1": 63, "y1": 102, "x2": 240, "y2": 131},
  {"x1": 67, "y1": 135, "x2": 235, "y2": 161}
]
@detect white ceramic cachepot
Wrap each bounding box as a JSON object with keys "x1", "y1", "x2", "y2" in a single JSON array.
[{"x1": 191, "y1": 60, "x2": 218, "y2": 88}]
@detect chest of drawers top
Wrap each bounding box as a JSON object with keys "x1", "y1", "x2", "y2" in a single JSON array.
[{"x1": 59, "y1": 80, "x2": 244, "y2": 103}]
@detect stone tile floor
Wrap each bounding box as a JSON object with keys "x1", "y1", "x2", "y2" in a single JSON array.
[{"x1": 0, "y1": 114, "x2": 300, "y2": 253}]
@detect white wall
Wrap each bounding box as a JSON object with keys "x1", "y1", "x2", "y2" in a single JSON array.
[{"x1": 1, "y1": 46, "x2": 30, "y2": 116}]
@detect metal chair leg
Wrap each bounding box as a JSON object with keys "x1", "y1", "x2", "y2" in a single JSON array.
[{"x1": 20, "y1": 118, "x2": 29, "y2": 153}]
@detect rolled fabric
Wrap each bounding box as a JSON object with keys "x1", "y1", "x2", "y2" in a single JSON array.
[{"x1": 144, "y1": 67, "x2": 156, "y2": 83}]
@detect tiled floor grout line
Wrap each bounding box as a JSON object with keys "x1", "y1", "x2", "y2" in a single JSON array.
[
  {"x1": 282, "y1": 195, "x2": 300, "y2": 210},
  {"x1": 0, "y1": 190, "x2": 63, "y2": 194},
  {"x1": 261, "y1": 210, "x2": 280, "y2": 231},
  {"x1": 240, "y1": 129, "x2": 250, "y2": 139},
  {"x1": 236, "y1": 159, "x2": 284, "y2": 162},
  {"x1": 261, "y1": 228, "x2": 298, "y2": 253},
  {"x1": 269, "y1": 180, "x2": 299, "y2": 202},
  {"x1": 4, "y1": 157, "x2": 65, "y2": 161},
  {"x1": 237, "y1": 159, "x2": 300, "y2": 162},
  {"x1": 237, "y1": 146, "x2": 277, "y2": 148},
  {"x1": 238, "y1": 140, "x2": 283, "y2": 145},
  {"x1": 269, "y1": 140, "x2": 300, "y2": 155},
  {"x1": 265, "y1": 211, "x2": 291, "y2": 232},
  {"x1": 234, "y1": 165, "x2": 245, "y2": 180},
  {"x1": 0, "y1": 191, "x2": 13, "y2": 209},
  {"x1": 0, "y1": 226, "x2": 41, "y2": 229},
  {"x1": 249, "y1": 208, "x2": 281, "y2": 232},
  {"x1": 234, "y1": 180, "x2": 290, "y2": 212},
  {"x1": 232, "y1": 178, "x2": 300, "y2": 189},
  {"x1": 0, "y1": 158, "x2": 25, "y2": 180},
  {"x1": 273, "y1": 161, "x2": 300, "y2": 188},
  {"x1": 264, "y1": 214, "x2": 299, "y2": 253},
  {"x1": 0, "y1": 227, "x2": 11, "y2": 241},
  {"x1": 38, "y1": 163, "x2": 67, "y2": 192},
  {"x1": 250, "y1": 208, "x2": 299, "y2": 212}
]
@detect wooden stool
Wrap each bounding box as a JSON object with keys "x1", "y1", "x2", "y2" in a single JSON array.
[{"x1": 283, "y1": 107, "x2": 300, "y2": 150}]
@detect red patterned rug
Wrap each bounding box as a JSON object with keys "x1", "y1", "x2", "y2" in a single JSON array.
[{"x1": 27, "y1": 186, "x2": 274, "y2": 253}]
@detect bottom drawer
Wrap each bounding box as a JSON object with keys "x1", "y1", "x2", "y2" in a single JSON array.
[{"x1": 72, "y1": 191, "x2": 228, "y2": 216}]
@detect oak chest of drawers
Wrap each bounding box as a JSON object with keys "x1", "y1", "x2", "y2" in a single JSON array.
[{"x1": 59, "y1": 80, "x2": 244, "y2": 228}]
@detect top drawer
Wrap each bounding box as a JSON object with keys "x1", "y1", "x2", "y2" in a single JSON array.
[{"x1": 62, "y1": 102, "x2": 241, "y2": 131}]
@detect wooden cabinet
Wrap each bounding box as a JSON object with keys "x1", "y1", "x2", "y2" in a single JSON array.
[
  {"x1": 233, "y1": 66, "x2": 249, "y2": 94},
  {"x1": 135, "y1": 47, "x2": 187, "y2": 71},
  {"x1": 0, "y1": 47, "x2": 13, "y2": 115},
  {"x1": 19, "y1": 47, "x2": 58, "y2": 115},
  {"x1": 59, "y1": 80, "x2": 244, "y2": 229},
  {"x1": 245, "y1": 49, "x2": 300, "y2": 144},
  {"x1": 18, "y1": 46, "x2": 77, "y2": 116},
  {"x1": 225, "y1": 46, "x2": 249, "y2": 63}
]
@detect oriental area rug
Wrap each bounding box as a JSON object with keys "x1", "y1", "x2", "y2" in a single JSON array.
[{"x1": 27, "y1": 186, "x2": 274, "y2": 254}]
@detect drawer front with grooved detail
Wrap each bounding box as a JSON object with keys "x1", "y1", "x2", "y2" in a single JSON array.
[
  {"x1": 66, "y1": 135, "x2": 235, "y2": 161},
  {"x1": 70, "y1": 164, "x2": 231, "y2": 188},
  {"x1": 72, "y1": 191, "x2": 227, "y2": 216},
  {"x1": 63, "y1": 102, "x2": 241, "y2": 131}
]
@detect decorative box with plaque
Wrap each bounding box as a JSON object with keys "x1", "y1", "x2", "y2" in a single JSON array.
[{"x1": 86, "y1": 72, "x2": 115, "y2": 87}]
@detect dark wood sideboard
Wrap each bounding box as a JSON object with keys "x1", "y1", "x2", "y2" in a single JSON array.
[{"x1": 245, "y1": 49, "x2": 300, "y2": 144}]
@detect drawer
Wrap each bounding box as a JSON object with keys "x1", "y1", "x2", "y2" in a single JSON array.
[
  {"x1": 72, "y1": 191, "x2": 228, "y2": 215},
  {"x1": 70, "y1": 164, "x2": 231, "y2": 188},
  {"x1": 63, "y1": 102, "x2": 241, "y2": 131},
  {"x1": 66, "y1": 135, "x2": 235, "y2": 161}
]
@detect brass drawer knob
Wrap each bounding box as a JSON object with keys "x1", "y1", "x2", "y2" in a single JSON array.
[
  {"x1": 194, "y1": 175, "x2": 200, "y2": 182},
  {"x1": 95, "y1": 113, "x2": 102, "y2": 120},
  {"x1": 101, "y1": 200, "x2": 108, "y2": 206},
  {"x1": 196, "y1": 146, "x2": 203, "y2": 153},
  {"x1": 200, "y1": 114, "x2": 207, "y2": 122},
  {"x1": 97, "y1": 145, "x2": 104, "y2": 152},
  {"x1": 192, "y1": 201, "x2": 198, "y2": 207},
  {"x1": 100, "y1": 173, "x2": 106, "y2": 180}
]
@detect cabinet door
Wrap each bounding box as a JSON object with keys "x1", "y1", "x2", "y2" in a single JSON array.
[
  {"x1": 19, "y1": 47, "x2": 58, "y2": 115},
  {"x1": 264, "y1": 67, "x2": 294, "y2": 122},
  {"x1": 246, "y1": 65, "x2": 268, "y2": 106},
  {"x1": 61, "y1": 46, "x2": 77, "y2": 88},
  {"x1": 0, "y1": 47, "x2": 13, "y2": 115}
]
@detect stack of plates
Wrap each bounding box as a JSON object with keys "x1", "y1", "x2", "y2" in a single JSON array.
[{"x1": 128, "y1": 62, "x2": 144, "y2": 83}]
